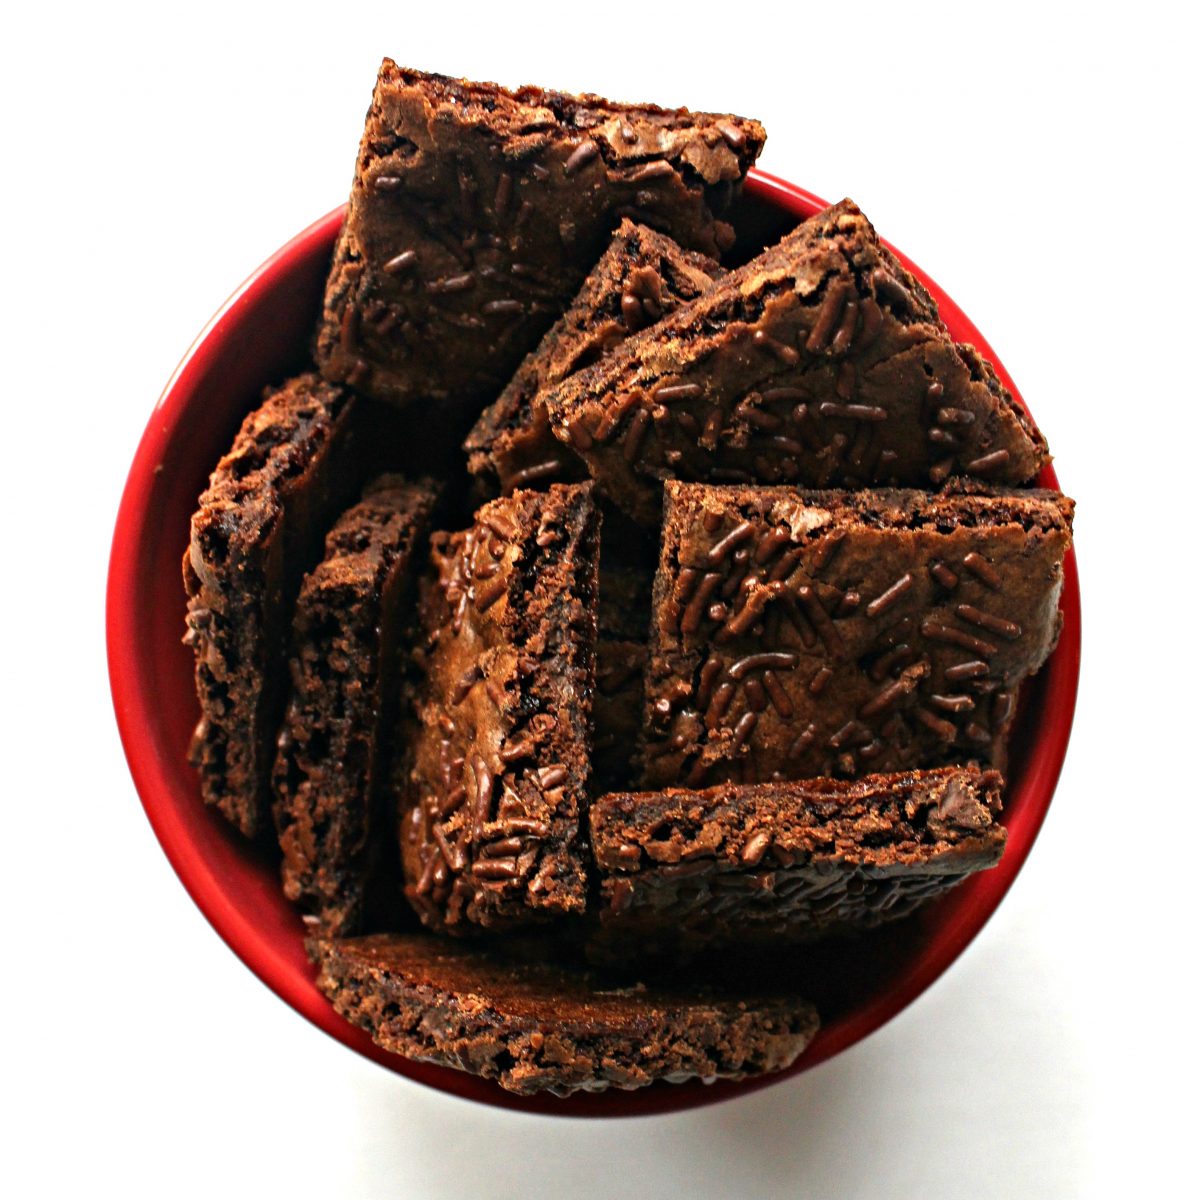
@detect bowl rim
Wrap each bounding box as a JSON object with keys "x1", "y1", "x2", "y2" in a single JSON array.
[{"x1": 107, "y1": 169, "x2": 1080, "y2": 1117}]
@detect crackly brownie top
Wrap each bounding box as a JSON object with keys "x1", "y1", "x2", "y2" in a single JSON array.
[
  {"x1": 592, "y1": 766, "x2": 1006, "y2": 873},
  {"x1": 317, "y1": 61, "x2": 764, "y2": 407},
  {"x1": 403, "y1": 483, "x2": 599, "y2": 928},
  {"x1": 542, "y1": 200, "x2": 1049, "y2": 524},
  {"x1": 308, "y1": 931, "x2": 819, "y2": 1095},
  {"x1": 641, "y1": 483, "x2": 1073, "y2": 787},
  {"x1": 310, "y1": 931, "x2": 818, "y2": 1028},
  {"x1": 190, "y1": 374, "x2": 354, "y2": 561},
  {"x1": 465, "y1": 219, "x2": 723, "y2": 491},
  {"x1": 368, "y1": 62, "x2": 764, "y2": 180}
]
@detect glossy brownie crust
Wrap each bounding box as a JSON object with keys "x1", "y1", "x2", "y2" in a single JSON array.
[
  {"x1": 317, "y1": 61, "x2": 764, "y2": 408},
  {"x1": 642, "y1": 483, "x2": 1074, "y2": 788},
  {"x1": 465, "y1": 219, "x2": 722, "y2": 493},
  {"x1": 308, "y1": 932, "x2": 820, "y2": 1095},
  {"x1": 590, "y1": 767, "x2": 1006, "y2": 961},
  {"x1": 401, "y1": 484, "x2": 600, "y2": 930},
  {"x1": 183, "y1": 374, "x2": 365, "y2": 838},
  {"x1": 272, "y1": 477, "x2": 438, "y2": 935},
  {"x1": 542, "y1": 200, "x2": 1049, "y2": 525}
]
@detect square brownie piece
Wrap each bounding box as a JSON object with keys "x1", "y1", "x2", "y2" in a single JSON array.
[
  {"x1": 465, "y1": 219, "x2": 722, "y2": 493},
  {"x1": 183, "y1": 374, "x2": 369, "y2": 838},
  {"x1": 272, "y1": 476, "x2": 438, "y2": 935},
  {"x1": 308, "y1": 931, "x2": 819, "y2": 1096},
  {"x1": 317, "y1": 61, "x2": 764, "y2": 408},
  {"x1": 401, "y1": 484, "x2": 600, "y2": 930},
  {"x1": 590, "y1": 767, "x2": 1006, "y2": 963},
  {"x1": 642, "y1": 482, "x2": 1074, "y2": 788},
  {"x1": 542, "y1": 199, "x2": 1050, "y2": 525}
]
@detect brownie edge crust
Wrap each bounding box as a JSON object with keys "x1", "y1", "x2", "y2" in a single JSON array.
[
  {"x1": 589, "y1": 767, "x2": 1007, "y2": 962},
  {"x1": 183, "y1": 374, "x2": 366, "y2": 838},
  {"x1": 308, "y1": 933, "x2": 820, "y2": 1095}
]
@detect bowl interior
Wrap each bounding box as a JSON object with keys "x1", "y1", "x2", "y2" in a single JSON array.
[{"x1": 107, "y1": 172, "x2": 1079, "y2": 1117}]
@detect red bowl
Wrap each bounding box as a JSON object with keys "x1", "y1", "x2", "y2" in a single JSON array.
[{"x1": 107, "y1": 171, "x2": 1080, "y2": 1117}]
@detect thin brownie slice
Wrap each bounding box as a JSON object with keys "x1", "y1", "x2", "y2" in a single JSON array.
[
  {"x1": 590, "y1": 767, "x2": 1006, "y2": 963},
  {"x1": 642, "y1": 482, "x2": 1073, "y2": 788},
  {"x1": 317, "y1": 60, "x2": 764, "y2": 408},
  {"x1": 542, "y1": 199, "x2": 1050, "y2": 525},
  {"x1": 271, "y1": 476, "x2": 438, "y2": 935},
  {"x1": 308, "y1": 932, "x2": 819, "y2": 1096},
  {"x1": 183, "y1": 374, "x2": 368, "y2": 838},
  {"x1": 465, "y1": 219, "x2": 723, "y2": 493},
  {"x1": 401, "y1": 484, "x2": 600, "y2": 930}
]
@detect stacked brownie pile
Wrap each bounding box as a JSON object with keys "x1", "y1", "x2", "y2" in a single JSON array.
[{"x1": 184, "y1": 60, "x2": 1074, "y2": 1097}]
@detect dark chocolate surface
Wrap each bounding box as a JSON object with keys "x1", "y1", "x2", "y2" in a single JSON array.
[
  {"x1": 641, "y1": 483, "x2": 1073, "y2": 788},
  {"x1": 542, "y1": 200, "x2": 1049, "y2": 525},
  {"x1": 317, "y1": 61, "x2": 764, "y2": 409},
  {"x1": 183, "y1": 374, "x2": 367, "y2": 838},
  {"x1": 465, "y1": 219, "x2": 722, "y2": 493},
  {"x1": 590, "y1": 767, "x2": 1006, "y2": 962},
  {"x1": 308, "y1": 931, "x2": 819, "y2": 1095},
  {"x1": 272, "y1": 476, "x2": 438, "y2": 935},
  {"x1": 400, "y1": 484, "x2": 600, "y2": 930}
]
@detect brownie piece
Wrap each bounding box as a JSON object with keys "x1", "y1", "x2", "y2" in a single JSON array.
[
  {"x1": 401, "y1": 484, "x2": 600, "y2": 930},
  {"x1": 590, "y1": 767, "x2": 1006, "y2": 962},
  {"x1": 271, "y1": 476, "x2": 438, "y2": 935},
  {"x1": 465, "y1": 219, "x2": 723, "y2": 493},
  {"x1": 542, "y1": 200, "x2": 1050, "y2": 525},
  {"x1": 183, "y1": 374, "x2": 368, "y2": 838},
  {"x1": 642, "y1": 483, "x2": 1074, "y2": 788},
  {"x1": 317, "y1": 61, "x2": 764, "y2": 408},
  {"x1": 308, "y1": 932, "x2": 819, "y2": 1096}
]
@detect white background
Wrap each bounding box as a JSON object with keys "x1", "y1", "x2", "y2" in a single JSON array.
[{"x1": 3, "y1": 4, "x2": 1196, "y2": 1196}]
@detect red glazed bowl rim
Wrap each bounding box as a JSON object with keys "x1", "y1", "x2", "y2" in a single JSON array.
[{"x1": 107, "y1": 170, "x2": 1080, "y2": 1117}]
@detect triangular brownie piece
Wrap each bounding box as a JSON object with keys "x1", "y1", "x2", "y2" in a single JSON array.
[
  {"x1": 317, "y1": 61, "x2": 764, "y2": 408},
  {"x1": 465, "y1": 219, "x2": 723, "y2": 492},
  {"x1": 542, "y1": 200, "x2": 1050, "y2": 524}
]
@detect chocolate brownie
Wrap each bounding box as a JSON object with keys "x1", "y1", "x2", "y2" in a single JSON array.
[
  {"x1": 317, "y1": 61, "x2": 764, "y2": 408},
  {"x1": 307, "y1": 932, "x2": 820, "y2": 1096},
  {"x1": 642, "y1": 482, "x2": 1073, "y2": 788},
  {"x1": 465, "y1": 219, "x2": 723, "y2": 493},
  {"x1": 542, "y1": 200, "x2": 1050, "y2": 525},
  {"x1": 401, "y1": 484, "x2": 600, "y2": 930},
  {"x1": 590, "y1": 767, "x2": 1006, "y2": 962},
  {"x1": 183, "y1": 374, "x2": 368, "y2": 838},
  {"x1": 272, "y1": 476, "x2": 438, "y2": 935}
]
